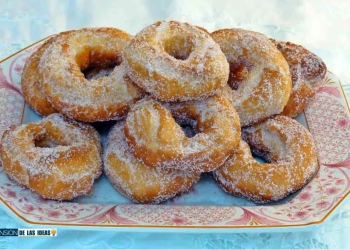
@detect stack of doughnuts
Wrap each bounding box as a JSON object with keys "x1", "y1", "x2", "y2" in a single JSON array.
[{"x1": 0, "y1": 21, "x2": 326, "y2": 204}]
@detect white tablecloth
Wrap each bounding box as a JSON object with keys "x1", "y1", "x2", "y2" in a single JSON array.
[{"x1": 1, "y1": 0, "x2": 350, "y2": 248}]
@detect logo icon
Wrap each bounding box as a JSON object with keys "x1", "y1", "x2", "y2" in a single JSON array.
[{"x1": 51, "y1": 229, "x2": 57, "y2": 237}]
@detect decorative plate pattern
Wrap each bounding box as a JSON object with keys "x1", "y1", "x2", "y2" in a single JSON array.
[{"x1": 0, "y1": 39, "x2": 350, "y2": 231}]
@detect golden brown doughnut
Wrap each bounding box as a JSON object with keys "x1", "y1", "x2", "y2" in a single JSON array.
[
  {"x1": 212, "y1": 29, "x2": 292, "y2": 127},
  {"x1": 39, "y1": 28, "x2": 145, "y2": 122},
  {"x1": 123, "y1": 21, "x2": 229, "y2": 101},
  {"x1": 0, "y1": 113, "x2": 102, "y2": 200},
  {"x1": 21, "y1": 36, "x2": 58, "y2": 116},
  {"x1": 270, "y1": 39, "x2": 327, "y2": 117},
  {"x1": 104, "y1": 121, "x2": 200, "y2": 204},
  {"x1": 21, "y1": 32, "x2": 120, "y2": 117},
  {"x1": 124, "y1": 95, "x2": 241, "y2": 173},
  {"x1": 213, "y1": 116, "x2": 318, "y2": 203}
]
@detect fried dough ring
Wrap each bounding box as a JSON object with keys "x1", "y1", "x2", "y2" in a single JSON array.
[
  {"x1": 212, "y1": 29, "x2": 292, "y2": 127},
  {"x1": 39, "y1": 28, "x2": 144, "y2": 122},
  {"x1": 123, "y1": 21, "x2": 229, "y2": 101},
  {"x1": 124, "y1": 95, "x2": 241, "y2": 173},
  {"x1": 0, "y1": 114, "x2": 102, "y2": 200},
  {"x1": 270, "y1": 39, "x2": 327, "y2": 117},
  {"x1": 213, "y1": 116, "x2": 318, "y2": 203},
  {"x1": 104, "y1": 122, "x2": 200, "y2": 204},
  {"x1": 21, "y1": 36, "x2": 58, "y2": 116},
  {"x1": 21, "y1": 31, "x2": 124, "y2": 117}
]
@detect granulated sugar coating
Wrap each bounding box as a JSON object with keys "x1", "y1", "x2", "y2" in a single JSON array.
[
  {"x1": 39, "y1": 28, "x2": 145, "y2": 122},
  {"x1": 123, "y1": 21, "x2": 229, "y2": 101},
  {"x1": 21, "y1": 36, "x2": 58, "y2": 116},
  {"x1": 213, "y1": 116, "x2": 319, "y2": 203},
  {"x1": 124, "y1": 95, "x2": 241, "y2": 173},
  {"x1": 103, "y1": 121, "x2": 200, "y2": 204},
  {"x1": 270, "y1": 39, "x2": 327, "y2": 117},
  {"x1": 212, "y1": 28, "x2": 292, "y2": 127},
  {"x1": 0, "y1": 113, "x2": 102, "y2": 201}
]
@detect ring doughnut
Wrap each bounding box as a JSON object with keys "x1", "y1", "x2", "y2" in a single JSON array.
[
  {"x1": 213, "y1": 116, "x2": 318, "y2": 203},
  {"x1": 104, "y1": 122, "x2": 200, "y2": 204},
  {"x1": 123, "y1": 21, "x2": 229, "y2": 101},
  {"x1": 270, "y1": 39, "x2": 327, "y2": 117},
  {"x1": 0, "y1": 113, "x2": 102, "y2": 200},
  {"x1": 124, "y1": 95, "x2": 241, "y2": 173},
  {"x1": 212, "y1": 29, "x2": 292, "y2": 127},
  {"x1": 39, "y1": 28, "x2": 144, "y2": 122},
  {"x1": 21, "y1": 36, "x2": 58, "y2": 116},
  {"x1": 21, "y1": 32, "x2": 118, "y2": 117}
]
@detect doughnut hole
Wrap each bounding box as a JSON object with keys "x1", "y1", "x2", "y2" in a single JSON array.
[
  {"x1": 33, "y1": 128, "x2": 70, "y2": 148},
  {"x1": 174, "y1": 116, "x2": 198, "y2": 138},
  {"x1": 82, "y1": 64, "x2": 117, "y2": 80},
  {"x1": 33, "y1": 121, "x2": 73, "y2": 148},
  {"x1": 162, "y1": 35, "x2": 194, "y2": 60},
  {"x1": 227, "y1": 61, "x2": 254, "y2": 90},
  {"x1": 243, "y1": 129, "x2": 288, "y2": 163},
  {"x1": 74, "y1": 45, "x2": 121, "y2": 79},
  {"x1": 34, "y1": 135, "x2": 60, "y2": 148},
  {"x1": 254, "y1": 155, "x2": 267, "y2": 164}
]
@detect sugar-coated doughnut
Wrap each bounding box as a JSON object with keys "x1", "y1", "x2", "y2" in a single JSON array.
[
  {"x1": 21, "y1": 33, "x2": 121, "y2": 117},
  {"x1": 123, "y1": 21, "x2": 229, "y2": 101},
  {"x1": 270, "y1": 39, "x2": 327, "y2": 117},
  {"x1": 104, "y1": 122, "x2": 200, "y2": 204},
  {"x1": 39, "y1": 28, "x2": 144, "y2": 122},
  {"x1": 124, "y1": 95, "x2": 241, "y2": 173},
  {"x1": 0, "y1": 114, "x2": 102, "y2": 200},
  {"x1": 213, "y1": 116, "x2": 318, "y2": 203},
  {"x1": 21, "y1": 36, "x2": 58, "y2": 116},
  {"x1": 212, "y1": 29, "x2": 292, "y2": 127}
]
